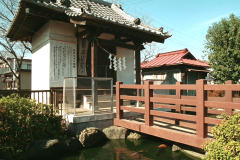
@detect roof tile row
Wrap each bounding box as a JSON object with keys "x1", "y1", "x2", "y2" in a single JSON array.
[{"x1": 141, "y1": 48, "x2": 210, "y2": 68}]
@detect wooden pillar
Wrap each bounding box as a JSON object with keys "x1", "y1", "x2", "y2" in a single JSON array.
[
  {"x1": 196, "y1": 79, "x2": 207, "y2": 138},
  {"x1": 144, "y1": 81, "x2": 153, "y2": 126},
  {"x1": 91, "y1": 40, "x2": 97, "y2": 77},
  {"x1": 135, "y1": 48, "x2": 141, "y2": 84},
  {"x1": 225, "y1": 80, "x2": 233, "y2": 115},
  {"x1": 90, "y1": 39, "x2": 98, "y2": 113},
  {"x1": 135, "y1": 47, "x2": 141, "y2": 105}
]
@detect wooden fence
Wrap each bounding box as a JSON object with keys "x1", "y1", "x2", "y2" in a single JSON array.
[
  {"x1": 0, "y1": 88, "x2": 63, "y2": 115},
  {"x1": 114, "y1": 79, "x2": 240, "y2": 148}
]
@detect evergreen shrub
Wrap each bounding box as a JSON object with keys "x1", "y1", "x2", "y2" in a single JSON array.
[
  {"x1": 204, "y1": 114, "x2": 240, "y2": 159},
  {"x1": 0, "y1": 94, "x2": 64, "y2": 159}
]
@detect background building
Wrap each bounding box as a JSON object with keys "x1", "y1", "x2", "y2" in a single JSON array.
[{"x1": 0, "y1": 58, "x2": 31, "y2": 90}]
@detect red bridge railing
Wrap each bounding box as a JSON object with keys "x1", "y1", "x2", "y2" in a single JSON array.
[{"x1": 114, "y1": 79, "x2": 240, "y2": 148}]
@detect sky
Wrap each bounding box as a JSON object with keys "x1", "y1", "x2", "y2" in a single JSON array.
[{"x1": 118, "y1": 0, "x2": 240, "y2": 60}]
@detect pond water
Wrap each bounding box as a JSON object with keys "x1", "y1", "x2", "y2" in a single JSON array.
[{"x1": 62, "y1": 137, "x2": 200, "y2": 160}]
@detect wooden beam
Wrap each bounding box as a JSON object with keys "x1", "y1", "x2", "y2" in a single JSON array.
[
  {"x1": 70, "y1": 19, "x2": 87, "y2": 26},
  {"x1": 98, "y1": 38, "x2": 138, "y2": 50},
  {"x1": 70, "y1": 18, "x2": 166, "y2": 43}
]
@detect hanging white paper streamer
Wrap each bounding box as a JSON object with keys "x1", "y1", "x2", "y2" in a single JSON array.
[
  {"x1": 118, "y1": 57, "x2": 122, "y2": 71},
  {"x1": 122, "y1": 57, "x2": 126, "y2": 70},
  {"x1": 113, "y1": 56, "x2": 117, "y2": 71},
  {"x1": 108, "y1": 54, "x2": 112, "y2": 69}
]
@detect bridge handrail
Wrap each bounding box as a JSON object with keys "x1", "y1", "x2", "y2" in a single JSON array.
[{"x1": 116, "y1": 80, "x2": 240, "y2": 139}]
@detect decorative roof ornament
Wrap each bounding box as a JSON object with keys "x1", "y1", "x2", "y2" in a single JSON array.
[
  {"x1": 134, "y1": 18, "x2": 141, "y2": 25},
  {"x1": 86, "y1": 1, "x2": 91, "y2": 13},
  {"x1": 158, "y1": 27, "x2": 169, "y2": 35},
  {"x1": 115, "y1": 4, "x2": 122, "y2": 9},
  {"x1": 158, "y1": 27, "x2": 163, "y2": 32}
]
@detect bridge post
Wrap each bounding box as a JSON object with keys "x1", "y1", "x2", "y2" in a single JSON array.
[
  {"x1": 175, "y1": 81, "x2": 181, "y2": 125},
  {"x1": 144, "y1": 81, "x2": 153, "y2": 126},
  {"x1": 196, "y1": 79, "x2": 207, "y2": 138},
  {"x1": 225, "y1": 80, "x2": 233, "y2": 116},
  {"x1": 116, "y1": 81, "x2": 123, "y2": 119}
]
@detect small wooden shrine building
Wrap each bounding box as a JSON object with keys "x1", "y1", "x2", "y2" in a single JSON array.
[
  {"x1": 141, "y1": 48, "x2": 210, "y2": 85},
  {"x1": 7, "y1": 0, "x2": 170, "y2": 91},
  {"x1": 141, "y1": 48, "x2": 210, "y2": 95}
]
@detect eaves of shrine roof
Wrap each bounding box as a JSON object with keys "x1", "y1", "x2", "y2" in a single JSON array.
[{"x1": 7, "y1": 0, "x2": 171, "y2": 43}]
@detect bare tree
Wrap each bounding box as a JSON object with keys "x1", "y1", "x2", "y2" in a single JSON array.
[
  {"x1": 140, "y1": 16, "x2": 166, "y2": 62},
  {"x1": 0, "y1": 0, "x2": 31, "y2": 90},
  {"x1": 141, "y1": 42, "x2": 165, "y2": 62}
]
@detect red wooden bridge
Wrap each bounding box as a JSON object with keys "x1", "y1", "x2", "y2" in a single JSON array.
[{"x1": 114, "y1": 80, "x2": 240, "y2": 148}]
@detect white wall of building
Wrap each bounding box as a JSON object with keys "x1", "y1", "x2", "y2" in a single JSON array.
[
  {"x1": 142, "y1": 72, "x2": 182, "y2": 82},
  {"x1": 116, "y1": 47, "x2": 135, "y2": 84},
  {"x1": 31, "y1": 20, "x2": 77, "y2": 90},
  {"x1": 32, "y1": 20, "x2": 138, "y2": 90},
  {"x1": 32, "y1": 22, "x2": 51, "y2": 90},
  {"x1": 32, "y1": 43, "x2": 50, "y2": 90}
]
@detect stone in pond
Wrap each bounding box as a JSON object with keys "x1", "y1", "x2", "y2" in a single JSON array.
[
  {"x1": 79, "y1": 127, "x2": 108, "y2": 148},
  {"x1": 127, "y1": 132, "x2": 142, "y2": 140},
  {"x1": 172, "y1": 144, "x2": 182, "y2": 152},
  {"x1": 103, "y1": 126, "x2": 128, "y2": 139}
]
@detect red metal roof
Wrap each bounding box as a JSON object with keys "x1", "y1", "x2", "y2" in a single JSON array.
[
  {"x1": 141, "y1": 48, "x2": 210, "y2": 68},
  {"x1": 181, "y1": 59, "x2": 209, "y2": 67}
]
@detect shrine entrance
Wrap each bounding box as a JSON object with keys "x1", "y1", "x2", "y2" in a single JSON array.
[
  {"x1": 78, "y1": 39, "x2": 117, "y2": 84},
  {"x1": 96, "y1": 45, "x2": 117, "y2": 84}
]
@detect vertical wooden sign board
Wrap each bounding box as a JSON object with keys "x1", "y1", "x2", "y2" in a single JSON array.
[
  {"x1": 50, "y1": 40, "x2": 77, "y2": 87},
  {"x1": 78, "y1": 39, "x2": 88, "y2": 76}
]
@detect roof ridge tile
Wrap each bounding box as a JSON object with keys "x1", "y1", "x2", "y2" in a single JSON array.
[{"x1": 156, "y1": 48, "x2": 188, "y2": 57}]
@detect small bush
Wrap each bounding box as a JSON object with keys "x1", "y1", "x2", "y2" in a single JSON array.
[
  {"x1": 0, "y1": 94, "x2": 64, "y2": 159},
  {"x1": 204, "y1": 114, "x2": 240, "y2": 159}
]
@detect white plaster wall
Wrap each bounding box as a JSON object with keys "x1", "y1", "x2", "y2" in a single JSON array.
[
  {"x1": 49, "y1": 20, "x2": 76, "y2": 43},
  {"x1": 32, "y1": 43, "x2": 50, "y2": 90},
  {"x1": 143, "y1": 72, "x2": 182, "y2": 82},
  {"x1": 32, "y1": 22, "x2": 51, "y2": 90},
  {"x1": 116, "y1": 47, "x2": 135, "y2": 84},
  {"x1": 32, "y1": 20, "x2": 77, "y2": 89},
  {"x1": 32, "y1": 23, "x2": 50, "y2": 52}
]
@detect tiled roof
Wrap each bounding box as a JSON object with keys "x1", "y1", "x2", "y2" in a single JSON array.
[
  {"x1": 65, "y1": 0, "x2": 167, "y2": 36},
  {"x1": 141, "y1": 48, "x2": 210, "y2": 68},
  {"x1": 8, "y1": 0, "x2": 170, "y2": 39}
]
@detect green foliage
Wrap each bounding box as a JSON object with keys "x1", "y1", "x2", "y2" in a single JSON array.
[
  {"x1": 205, "y1": 14, "x2": 240, "y2": 83},
  {"x1": 204, "y1": 114, "x2": 240, "y2": 159},
  {"x1": 0, "y1": 94, "x2": 64, "y2": 159}
]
